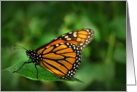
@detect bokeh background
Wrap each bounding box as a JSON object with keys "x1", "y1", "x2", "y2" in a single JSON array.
[{"x1": 1, "y1": 1, "x2": 126, "y2": 91}]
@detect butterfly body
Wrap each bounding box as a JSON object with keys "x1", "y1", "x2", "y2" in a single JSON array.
[{"x1": 13, "y1": 28, "x2": 94, "y2": 80}]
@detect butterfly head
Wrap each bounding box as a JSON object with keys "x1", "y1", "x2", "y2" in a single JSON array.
[
  {"x1": 26, "y1": 50, "x2": 34, "y2": 56},
  {"x1": 26, "y1": 50, "x2": 42, "y2": 64}
]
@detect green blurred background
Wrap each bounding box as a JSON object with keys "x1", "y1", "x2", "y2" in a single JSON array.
[{"x1": 1, "y1": 1, "x2": 126, "y2": 91}]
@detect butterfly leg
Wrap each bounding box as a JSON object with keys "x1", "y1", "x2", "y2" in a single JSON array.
[
  {"x1": 13, "y1": 61, "x2": 32, "y2": 73},
  {"x1": 35, "y1": 64, "x2": 38, "y2": 79}
]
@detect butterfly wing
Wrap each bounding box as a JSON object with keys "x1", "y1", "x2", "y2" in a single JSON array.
[
  {"x1": 36, "y1": 28, "x2": 94, "y2": 52},
  {"x1": 38, "y1": 43, "x2": 81, "y2": 79},
  {"x1": 36, "y1": 28, "x2": 94, "y2": 79}
]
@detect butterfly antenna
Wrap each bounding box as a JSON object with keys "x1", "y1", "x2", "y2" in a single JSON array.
[{"x1": 14, "y1": 45, "x2": 27, "y2": 51}]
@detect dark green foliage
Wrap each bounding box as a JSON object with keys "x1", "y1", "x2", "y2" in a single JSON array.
[{"x1": 1, "y1": 1, "x2": 126, "y2": 91}]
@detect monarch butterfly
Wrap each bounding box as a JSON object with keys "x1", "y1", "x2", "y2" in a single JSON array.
[{"x1": 13, "y1": 28, "x2": 94, "y2": 79}]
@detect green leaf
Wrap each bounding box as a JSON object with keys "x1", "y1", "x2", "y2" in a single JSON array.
[{"x1": 6, "y1": 59, "x2": 82, "y2": 82}]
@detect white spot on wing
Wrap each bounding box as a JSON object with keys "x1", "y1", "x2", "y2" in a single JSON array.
[
  {"x1": 80, "y1": 43, "x2": 83, "y2": 45},
  {"x1": 73, "y1": 32, "x2": 77, "y2": 37},
  {"x1": 62, "y1": 35, "x2": 65, "y2": 37},
  {"x1": 87, "y1": 29, "x2": 89, "y2": 32},
  {"x1": 69, "y1": 32, "x2": 72, "y2": 34},
  {"x1": 65, "y1": 35, "x2": 68, "y2": 38},
  {"x1": 56, "y1": 44, "x2": 59, "y2": 46}
]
